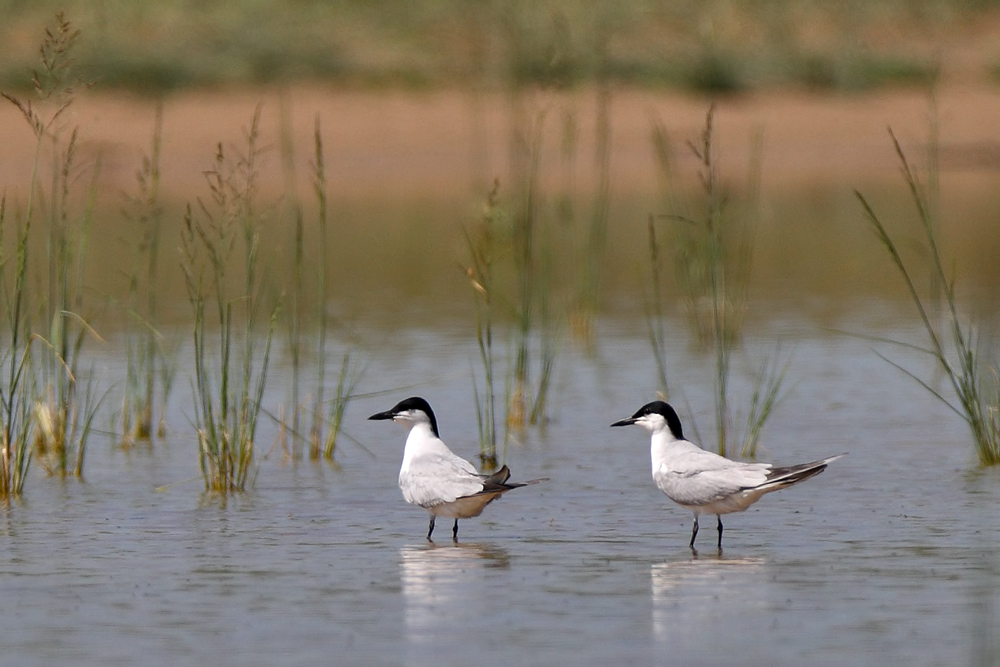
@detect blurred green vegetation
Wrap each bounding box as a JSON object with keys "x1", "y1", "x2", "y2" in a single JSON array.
[{"x1": 2, "y1": 0, "x2": 996, "y2": 94}]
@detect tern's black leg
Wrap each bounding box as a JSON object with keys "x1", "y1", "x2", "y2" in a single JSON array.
[
  {"x1": 452, "y1": 519, "x2": 459, "y2": 542},
  {"x1": 716, "y1": 516, "x2": 724, "y2": 550},
  {"x1": 690, "y1": 516, "x2": 700, "y2": 547},
  {"x1": 427, "y1": 516, "x2": 436, "y2": 541}
]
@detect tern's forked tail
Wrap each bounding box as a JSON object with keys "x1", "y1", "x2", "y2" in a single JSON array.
[
  {"x1": 480, "y1": 464, "x2": 549, "y2": 494},
  {"x1": 759, "y1": 453, "x2": 846, "y2": 491}
]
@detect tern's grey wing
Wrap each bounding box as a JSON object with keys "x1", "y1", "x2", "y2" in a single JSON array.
[
  {"x1": 399, "y1": 453, "x2": 486, "y2": 507},
  {"x1": 664, "y1": 447, "x2": 763, "y2": 474},
  {"x1": 656, "y1": 449, "x2": 772, "y2": 506}
]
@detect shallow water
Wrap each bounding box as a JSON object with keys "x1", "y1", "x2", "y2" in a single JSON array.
[{"x1": 1, "y1": 309, "x2": 998, "y2": 666}]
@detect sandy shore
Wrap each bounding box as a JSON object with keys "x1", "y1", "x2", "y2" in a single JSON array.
[{"x1": 3, "y1": 84, "x2": 1000, "y2": 205}]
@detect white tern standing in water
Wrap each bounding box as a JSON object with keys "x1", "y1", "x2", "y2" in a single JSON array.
[
  {"x1": 612, "y1": 400, "x2": 844, "y2": 549},
  {"x1": 369, "y1": 396, "x2": 547, "y2": 541}
]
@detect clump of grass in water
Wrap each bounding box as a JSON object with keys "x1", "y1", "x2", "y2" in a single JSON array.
[
  {"x1": 306, "y1": 117, "x2": 364, "y2": 462},
  {"x1": 740, "y1": 347, "x2": 790, "y2": 459},
  {"x1": 31, "y1": 125, "x2": 104, "y2": 478},
  {"x1": 273, "y1": 110, "x2": 362, "y2": 464},
  {"x1": 465, "y1": 180, "x2": 503, "y2": 469},
  {"x1": 0, "y1": 11, "x2": 68, "y2": 493},
  {"x1": 668, "y1": 107, "x2": 745, "y2": 455},
  {"x1": 506, "y1": 104, "x2": 543, "y2": 432},
  {"x1": 276, "y1": 95, "x2": 306, "y2": 462},
  {"x1": 529, "y1": 237, "x2": 558, "y2": 429},
  {"x1": 317, "y1": 351, "x2": 364, "y2": 461},
  {"x1": 505, "y1": 104, "x2": 559, "y2": 431},
  {"x1": 650, "y1": 106, "x2": 785, "y2": 458},
  {"x1": 180, "y1": 107, "x2": 279, "y2": 492},
  {"x1": 120, "y1": 103, "x2": 176, "y2": 446},
  {"x1": 858, "y1": 129, "x2": 1000, "y2": 466},
  {"x1": 465, "y1": 174, "x2": 557, "y2": 463},
  {"x1": 0, "y1": 197, "x2": 35, "y2": 497},
  {"x1": 4, "y1": 12, "x2": 103, "y2": 479}
]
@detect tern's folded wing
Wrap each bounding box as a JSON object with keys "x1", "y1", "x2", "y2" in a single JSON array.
[
  {"x1": 656, "y1": 451, "x2": 772, "y2": 505},
  {"x1": 399, "y1": 454, "x2": 485, "y2": 507},
  {"x1": 665, "y1": 448, "x2": 762, "y2": 473}
]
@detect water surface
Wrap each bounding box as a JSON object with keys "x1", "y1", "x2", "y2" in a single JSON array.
[{"x1": 1, "y1": 312, "x2": 998, "y2": 666}]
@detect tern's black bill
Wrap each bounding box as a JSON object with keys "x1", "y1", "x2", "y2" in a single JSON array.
[
  {"x1": 610, "y1": 417, "x2": 636, "y2": 427},
  {"x1": 368, "y1": 410, "x2": 397, "y2": 421}
]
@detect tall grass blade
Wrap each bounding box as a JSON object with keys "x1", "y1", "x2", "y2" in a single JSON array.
[
  {"x1": 322, "y1": 352, "x2": 364, "y2": 461},
  {"x1": 858, "y1": 128, "x2": 1000, "y2": 465},
  {"x1": 121, "y1": 102, "x2": 168, "y2": 445},
  {"x1": 181, "y1": 108, "x2": 280, "y2": 491},
  {"x1": 644, "y1": 216, "x2": 670, "y2": 397},
  {"x1": 740, "y1": 347, "x2": 790, "y2": 459},
  {"x1": 465, "y1": 180, "x2": 502, "y2": 468},
  {"x1": 652, "y1": 106, "x2": 776, "y2": 457}
]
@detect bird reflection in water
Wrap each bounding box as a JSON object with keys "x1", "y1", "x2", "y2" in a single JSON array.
[
  {"x1": 400, "y1": 542, "x2": 511, "y2": 647},
  {"x1": 650, "y1": 555, "x2": 765, "y2": 642}
]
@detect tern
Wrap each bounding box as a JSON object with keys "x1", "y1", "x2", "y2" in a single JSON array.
[
  {"x1": 612, "y1": 400, "x2": 844, "y2": 549},
  {"x1": 369, "y1": 396, "x2": 546, "y2": 541}
]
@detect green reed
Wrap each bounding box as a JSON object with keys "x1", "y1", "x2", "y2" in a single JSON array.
[
  {"x1": 465, "y1": 112, "x2": 558, "y2": 456},
  {"x1": 678, "y1": 107, "x2": 744, "y2": 455},
  {"x1": 465, "y1": 180, "x2": 503, "y2": 468},
  {"x1": 4, "y1": 13, "x2": 103, "y2": 479},
  {"x1": 506, "y1": 100, "x2": 543, "y2": 432},
  {"x1": 644, "y1": 216, "x2": 671, "y2": 398},
  {"x1": 739, "y1": 347, "x2": 790, "y2": 459},
  {"x1": 274, "y1": 110, "x2": 362, "y2": 463},
  {"x1": 121, "y1": 102, "x2": 174, "y2": 445},
  {"x1": 307, "y1": 117, "x2": 363, "y2": 462},
  {"x1": 510, "y1": 106, "x2": 560, "y2": 431},
  {"x1": 529, "y1": 237, "x2": 558, "y2": 429},
  {"x1": 651, "y1": 106, "x2": 784, "y2": 458},
  {"x1": 503, "y1": 86, "x2": 563, "y2": 431},
  {"x1": 0, "y1": 62, "x2": 42, "y2": 495},
  {"x1": 858, "y1": 129, "x2": 1000, "y2": 466},
  {"x1": 32, "y1": 124, "x2": 100, "y2": 478},
  {"x1": 0, "y1": 197, "x2": 34, "y2": 497},
  {"x1": 181, "y1": 107, "x2": 278, "y2": 491},
  {"x1": 277, "y1": 96, "x2": 305, "y2": 461},
  {"x1": 320, "y1": 351, "x2": 364, "y2": 461}
]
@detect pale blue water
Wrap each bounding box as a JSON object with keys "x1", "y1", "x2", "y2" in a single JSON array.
[{"x1": 0, "y1": 310, "x2": 997, "y2": 666}]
